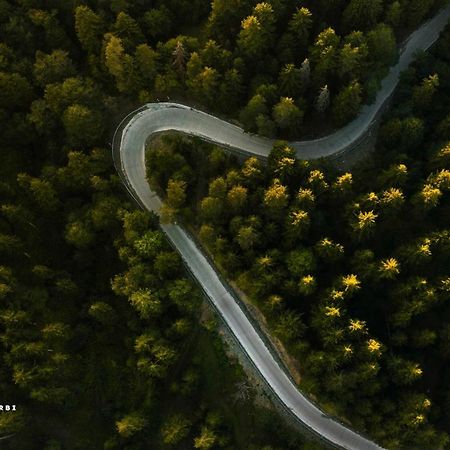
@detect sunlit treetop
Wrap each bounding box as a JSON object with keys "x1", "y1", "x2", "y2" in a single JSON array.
[
  {"x1": 348, "y1": 319, "x2": 367, "y2": 332},
  {"x1": 355, "y1": 210, "x2": 378, "y2": 231},
  {"x1": 367, "y1": 338, "x2": 382, "y2": 353},
  {"x1": 241, "y1": 15, "x2": 260, "y2": 30},
  {"x1": 342, "y1": 274, "x2": 361, "y2": 292},
  {"x1": 420, "y1": 184, "x2": 442, "y2": 207},
  {"x1": 297, "y1": 187, "x2": 315, "y2": 206},
  {"x1": 330, "y1": 289, "x2": 345, "y2": 301},
  {"x1": 325, "y1": 306, "x2": 341, "y2": 317},
  {"x1": 379, "y1": 258, "x2": 400, "y2": 279},
  {"x1": 441, "y1": 277, "x2": 450, "y2": 292},
  {"x1": 333, "y1": 172, "x2": 353, "y2": 191}
]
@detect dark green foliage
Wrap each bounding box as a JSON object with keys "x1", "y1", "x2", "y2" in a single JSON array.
[
  {"x1": 147, "y1": 33, "x2": 450, "y2": 447},
  {"x1": 342, "y1": 0, "x2": 383, "y2": 32},
  {"x1": 332, "y1": 80, "x2": 362, "y2": 126},
  {"x1": 0, "y1": 2, "x2": 323, "y2": 448},
  {"x1": 65, "y1": 0, "x2": 440, "y2": 138},
  {"x1": 0, "y1": 0, "x2": 448, "y2": 449}
]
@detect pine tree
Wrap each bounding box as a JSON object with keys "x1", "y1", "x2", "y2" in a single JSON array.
[
  {"x1": 33, "y1": 50, "x2": 76, "y2": 87},
  {"x1": 311, "y1": 28, "x2": 340, "y2": 84},
  {"x1": 116, "y1": 413, "x2": 147, "y2": 438},
  {"x1": 315, "y1": 238, "x2": 344, "y2": 261},
  {"x1": 104, "y1": 34, "x2": 135, "y2": 93},
  {"x1": 342, "y1": 274, "x2": 361, "y2": 294},
  {"x1": 238, "y1": 5, "x2": 273, "y2": 63},
  {"x1": 288, "y1": 7, "x2": 313, "y2": 48},
  {"x1": 352, "y1": 210, "x2": 378, "y2": 237},
  {"x1": 272, "y1": 97, "x2": 303, "y2": 136},
  {"x1": 74, "y1": 6, "x2": 104, "y2": 54},
  {"x1": 279, "y1": 64, "x2": 302, "y2": 98},
  {"x1": 332, "y1": 80, "x2": 362, "y2": 126},
  {"x1": 135, "y1": 44, "x2": 157, "y2": 89},
  {"x1": 263, "y1": 178, "x2": 289, "y2": 215},
  {"x1": 62, "y1": 104, "x2": 103, "y2": 147},
  {"x1": 385, "y1": 1, "x2": 402, "y2": 27},
  {"x1": 239, "y1": 94, "x2": 268, "y2": 132},
  {"x1": 308, "y1": 169, "x2": 329, "y2": 193},
  {"x1": 129, "y1": 289, "x2": 162, "y2": 319},
  {"x1": 315, "y1": 85, "x2": 330, "y2": 113},
  {"x1": 299, "y1": 58, "x2": 310, "y2": 86},
  {"x1": 378, "y1": 258, "x2": 400, "y2": 279},
  {"x1": 299, "y1": 274, "x2": 316, "y2": 295},
  {"x1": 296, "y1": 188, "x2": 315, "y2": 209},
  {"x1": 338, "y1": 32, "x2": 368, "y2": 80},
  {"x1": 162, "y1": 414, "x2": 191, "y2": 445},
  {"x1": 380, "y1": 187, "x2": 404, "y2": 212},
  {"x1": 227, "y1": 185, "x2": 248, "y2": 213},
  {"x1": 172, "y1": 41, "x2": 187, "y2": 74},
  {"x1": 412, "y1": 74, "x2": 439, "y2": 110},
  {"x1": 113, "y1": 12, "x2": 144, "y2": 50},
  {"x1": 343, "y1": 0, "x2": 383, "y2": 32},
  {"x1": 194, "y1": 426, "x2": 217, "y2": 449},
  {"x1": 285, "y1": 209, "x2": 310, "y2": 241},
  {"x1": 235, "y1": 225, "x2": 259, "y2": 251}
]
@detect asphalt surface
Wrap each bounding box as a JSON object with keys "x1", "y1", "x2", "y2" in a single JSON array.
[{"x1": 114, "y1": 6, "x2": 450, "y2": 449}]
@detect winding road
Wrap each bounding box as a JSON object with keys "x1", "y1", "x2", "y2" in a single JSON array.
[{"x1": 113, "y1": 5, "x2": 450, "y2": 450}]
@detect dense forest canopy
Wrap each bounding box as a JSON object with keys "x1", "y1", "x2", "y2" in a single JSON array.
[
  {"x1": 0, "y1": 0, "x2": 449, "y2": 449},
  {"x1": 0, "y1": 0, "x2": 329, "y2": 448},
  {"x1": 149, "y1": 24, "x2": 450, "y2": 450}
]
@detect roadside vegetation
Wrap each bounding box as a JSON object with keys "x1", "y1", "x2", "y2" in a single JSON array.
[
  {"x1": 151, "y1": 24, "x2": 450, "y2": 449},
  {"x1": 0, "y1": 0, "x2": 448, "y2": 449},
  {"x1": 0, "y1": 0, "x2": 324, "y2": 448}
]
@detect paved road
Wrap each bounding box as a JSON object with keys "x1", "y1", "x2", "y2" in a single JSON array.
[{"x1": 113, "y1": 6, "x2": 450, "y2": 449}]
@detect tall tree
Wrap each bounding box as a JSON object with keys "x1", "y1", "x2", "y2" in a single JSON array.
[
  {"x1": 161, "y1": 414, "x2": 191, "y2": 445},
  {"x1": 104, "y1": 34, "x2": 135, "y2": 93},
  {"x1": 74, "y1": 5, "x2": 104, "y2": 54},
  {"x1": 237, "y1": 3, "x2": 274, "y2": 63},
  {"x1": 272, "y1": 97, "x2": 303, "y2": 136},
  {"x1": 288, "y1": 7, "x2": 313, "y2": 50},
  {"x1": 33, "y1": 50, "x2": 75, "y2": 87},
  {"x1": 62, "y1": 104, "x2": 103, "y2": 147},
  {"x1": 342, "y1": 0, "x2": 383, "y2": 32},
  {"x1": 116, "y1": 413, "x2": 147, "y2": 438},
  {"x1": 315, "y1": 85, "x2": 330, "y2": 113},
  {"x1": 113, "y1": 11, "x2": 144, "y2": 50},
  {"x1": 332, "y1": 80, "x2": 362, "y2": 126},
  {"x1": 310, "y1": 28, "x2": 340, "y2": 85},
  {"x1": 279, "y1": 64, "x2": 302, "y2": 98}
]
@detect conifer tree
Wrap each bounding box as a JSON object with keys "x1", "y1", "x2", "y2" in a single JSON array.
[{"x1": 315, "y1": 85, "x2": 330, "y2": 113}]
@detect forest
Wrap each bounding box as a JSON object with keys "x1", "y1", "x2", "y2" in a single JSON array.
[
  {"x1": 0, "y1": 0, "x2": 448, "y2": 449},
  {"x1": 150, "y1": 23, "x2": 450, "y2": 450}
]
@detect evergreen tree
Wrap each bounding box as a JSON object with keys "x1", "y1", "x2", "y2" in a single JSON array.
[
  {"x1": 315, "y1": 85, "x2": 330, "y2": 113},
  {"x1": 310, "y1": 28, "x2": 340, "y2": 85},
  {"x1": 367, "y1": 24, "x2": 397, "y2": 69},
  {"x1": 74, "y1": 5, "x2": 104, "y2": 54},
  {"x1": 272, "y1": 97, "x2": 303, "y2": 136},
  {"x1": 104, "y1": 34, "x2": 135, "y2": 93},
  {"x1": 162, "y1": 414, "x2": 191, "y2": 445},
  {"x1": 299, "y1": 58, "x2": 311, "y2": 86},
  {"x1": 342, "y1": 0, "x2": 383, "y2": 32},
  {"x1": 332, "y1": 80, "x2": 362, "y2": 126},
  {"x1": 279, "y1": 64, "x2": 302, "y2": 98},
  {"x1": 288, "y1": 7, "x2": 313, "y2": 49},
  {"x1": 33, "y1": 50, "x2": 75, "y2": 87},
  {"x1": 412, "y1": 74, "x2": 439, "y2": 110},
  {"x1": 113, "y1": 11, "x2": 144, "y2": 50},
  {"x1": 172, "y1": 41, "x2": 187, "y2": 74},
  {"x1": 116, "y1": 413, "x2": 147, "y2": 438},
  {"x1": 263, "y1": 178, "x2": 289, "y2": 216}
]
